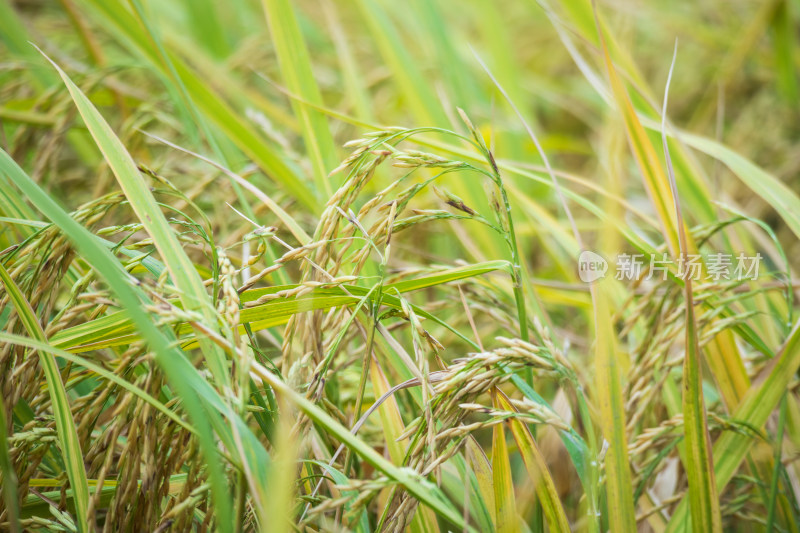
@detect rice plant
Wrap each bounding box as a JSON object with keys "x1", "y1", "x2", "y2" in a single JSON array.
[{"x1": 1, "y1": 0, "x2": 799, "y2": 531}]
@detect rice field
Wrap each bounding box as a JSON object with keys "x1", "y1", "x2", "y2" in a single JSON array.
[{"x1": 1, "y1": 0, "x2": 799, "y2": 531}]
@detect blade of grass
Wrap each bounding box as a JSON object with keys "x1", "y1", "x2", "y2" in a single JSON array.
[
  {"x1": 766, "y1": 394, "x2": 789, "y2": 531},
  {"x1": 466, "y1": 436, "x2": 496, "y2": 531},
  {"x1": 353, "y1": 0, "x2": 448, "y2": 126},
  {"x1": 510, "y1": 375, "x2": 590, "y2": 489},
  {"x1": 182, "y1": 0, "x2": 230, "y2": 58},
  {"x1": 308, "y1": 460, "x2": 369, "y2": 532},
  {"x1": 0, "y1": 0, "x2": 98, "y2": 164},
  {"x1": 0, "y1": 379, "x2": 21, "y2": 533},
  {"x1": 0, "y1": 147, "x2": 240, "y2": 533},
  {"x1": 50, "y1": 261, "x2": 510, "y2": 351},
  {"x1": 262, "y1": 397, "x2": 296, "y2": 533},
  {"x1": 262, "y1": 0, "x2": 338, "y2": 196},
  {"x1": 0, "y1": 332, "x2": 192, "y2": 433},
  {"x1": 661, "y1": 42, "x2": 721, "y2": 533},
  {"x1": 76, "y1": 0, "x2": 318, "y2": 211},
  {"x1": 590, "y1": 282, "x2": 637, "y2": 532},
  {"x1": 249, "y1": 361, "x2": 474, "y2": 531},
  {"x1": 650, "y1": 124, "x2": 800, "y2": 243},
  {"x1": 353, "y1": 0, "x2": 508, "y2": 264},
  {"x1": 39, "y1": 49, "x2": 230, "y2": 389},
  {"x1": 666, "y1": 318, "x2": 800, "y2": 532},
  {"x1": 771, "y1": 0, "x2": 798, "y2": 105},
  {"x1": 588, "y1": 7, "x2": 752, "y2": 484},
  {"x1": 322, "y1": 1, "x2": 374, "y2": 122},
  {"x1": 370, "y1": 358, "x2": 438, "y2": 533},
  {"x1": 141, "y1": 131, "x2": 312, "y2": 245},
  {"x1": 490, "y1": 395, "x2": 518, "y2": 533},
  {"x1": 593, "y1": 5, "x2": 679, "y2": 255},
  {"x1": 495, "y1": 389, "x2": 570, "y2": 532},
  {"x1": 0, "y1": 262, "x2": 90, "y2": 533}
]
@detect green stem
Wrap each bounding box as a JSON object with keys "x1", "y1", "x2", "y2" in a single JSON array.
[
  {"x1": 483, "y1": 151, "x2": 529, "y2": 346},
  {"x1": 233, "y1": 469, "x2": 246, "y2": 533},
  {"x1": 490, "y1": 159, "x2": 531, "y2": 388},
  {"x1": 344, "y1": 316, "x2": 378, "y2": 479},
  {"x1": 576, "y1": 387, "x2": 601, "y2": 533},
  {"x1": 766, "y1": 393, "x2": 788, "y2": 531},
  {"x1": 500, "y1": 183, "x2": 529, "y2": 344}
]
